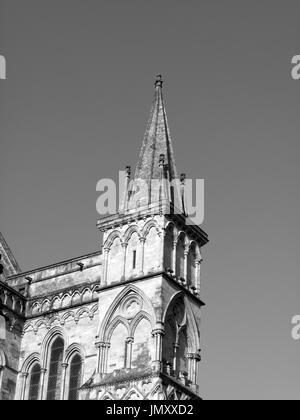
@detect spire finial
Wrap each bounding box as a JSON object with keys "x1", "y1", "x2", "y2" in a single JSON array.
[{"x1": 155, "y1": 74, "x2": 163, "y2": 88}]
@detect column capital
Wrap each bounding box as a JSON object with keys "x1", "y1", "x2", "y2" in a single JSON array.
[
  {"x1": 187, "y1": 352, "x2": 201, "y2": 361},
  {"x1": 40, "y1": 368, "x2": 47, "y2": 374},
  {"x1": 126, "y1": 336, "x2": 134, "y2": 344},
  {"x1": 61, "y1": 363, "x2": 68, "y2": 369},
  {"x1": 95, "y1": 340, "x2": 106, "y2": 349},
  {"x1": 21, "y1": 372, "x2": 29, "y2": 378},
  {"x1": 152, "y1": 328, "x2": 165, "y2": 337}
]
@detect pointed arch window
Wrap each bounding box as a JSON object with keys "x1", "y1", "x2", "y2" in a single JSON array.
[
  {"x1": 28, "y1": 363, "x2": 41, "y2": 400},
  {"x1": 107, "y1": 323, "x2": 128, "y2": 373},
  {"x1": 176, "y1": 328, "x2": 188, "y2": 374},
  {"x1": 68, "y1": 354, "x2": 82, "y2": 400},
  {"x1": 46, "y1": 336, "x2": 64, "y2": 400}
]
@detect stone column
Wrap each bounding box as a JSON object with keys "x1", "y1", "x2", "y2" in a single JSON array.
[
  {"x1": 151, "y1": 326, "x2": 165, "y2": 371},
  {"x1": 157, "y1": 231, "x2": 164, "y2": 271},
  {"x1": 172, "y1": 240, "x2": 177, "y2": 275},
  {"x1": 11, "y1": 296, "x2": 16, "y2": 312},
  {"x1": 195, "y1": 257, "x2": 203, "y2": 294},
  {"x1": 38, "y1": 368, "x2": 47, "y2": 400},
  {"x1": 20, "y1": 372, "x2": 29, "y2": 400},
  {"x1": 102, "y1": 248, "x2": 110, "y2": 286},
  {"x1": 96, "y1": 341, "x2": 104, "y2": 374},
  {"x1": 0, "y1": 366, "x2": 3, "y2": 393},
  {"x1": 125, "y1": 337, "x2": 134, "y2": 369},
  {"x1": 122, "y1": 243, "x2": 128, "y2": 280},
  {"x1": 60, "y1": 363, "x2": 68, "y2": 400},
  {"x1": 102, "y1": 342, "x2": 110, "y2": 375},
  {"x1": 173, "y1": 343, "x2": 179, "y2": 373},
  {"x1": 187, "y1": 352, "x2": 201, "y2": 385},
  {"x1": 139, "y1": 237, "x2": 146, "y2": 275},
  {"x1": 3, "y1": 290, "x2": 8, "y2": 306},
  {"x1": 187, "y1": 353, "x2": 194, "y2": 381},
  {"x1": 184, "y1": 250, "x2": 189, "y2": 285}
]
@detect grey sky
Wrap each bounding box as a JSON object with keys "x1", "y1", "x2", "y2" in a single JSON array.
[{"x1": 1, "y1": 0, "x2": 300, "y2": 399}]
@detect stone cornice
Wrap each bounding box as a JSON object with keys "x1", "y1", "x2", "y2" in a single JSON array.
[
  {"x1": 7, "y1": 250, "x2": 102, "y2": 282},
  {"x1": 97, "y1": 270, "x2": 205, "y2": 307}
]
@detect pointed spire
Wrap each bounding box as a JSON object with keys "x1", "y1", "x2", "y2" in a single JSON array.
[
  {"x1": 134, "y1": 75, "x2": 178, "y2": 183},
  {"x1": 124, "y1": 76, "x2": 184, "y2": 214}
]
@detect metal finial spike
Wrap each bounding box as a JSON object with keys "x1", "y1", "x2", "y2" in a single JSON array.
[
  {"x1": 125, "y1": 165, "x2": 131, "y2": 175},
  {"x1": 155, "y1": 74, "x2": 163, "y2": 88}
]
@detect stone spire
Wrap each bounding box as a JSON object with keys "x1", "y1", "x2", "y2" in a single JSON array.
[
  {"x1": 125, "y1": 75, "x2": 183, "y2": 212},
  {"x1": 134, "y1": 75, "x2": 178, "y2": 183}
]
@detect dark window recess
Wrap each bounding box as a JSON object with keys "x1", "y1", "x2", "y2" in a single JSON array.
[
  {"x1": 46, "y1": 337, "x2": 64, "y2": 400},
  {"x1": 68, "y1": 354, "x2": 82, "y2": 400},
  {"x1": 28, "y1": 364, "x2": 41, "y2": 400},
  {"x1": 133, "y1": 250, "x2": 137, "y2": 270}
]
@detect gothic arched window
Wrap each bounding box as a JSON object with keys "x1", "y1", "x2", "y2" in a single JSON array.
[
  {"x1": 107, "y1": 323, "x2": 127, "y2": 373},
  {"x1": 177, "y1": 328, "x2": 188, "y2": 374},
  {"x1": 187, "y1": 243, "x2": 197, "y2": 287},
  {"x1": 125, "y1": 232, "x2": 140, "y2": 278},
  {"x1": 131, "y1": 318, "x2": 152, "y2": 369},
  {"x1": 28, "y1": 363, "x2": 41, "y2": 400},
  {"x1": 68, "y1": 354, "x2": 82, "y2": 400},
  {"x1": 46, "y1": 336, "x2": 64, "y2": 400},
  {"x1": 164, "y1": 224, "x2": 175, "y2": 272},
  {"x1": 176, "y1": 234, "x2": 185, "y2": 279}
]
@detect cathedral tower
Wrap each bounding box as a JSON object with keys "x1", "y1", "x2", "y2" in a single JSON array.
[{"x1": 82, "y1": 76, "x2": 209, "y2": 400}]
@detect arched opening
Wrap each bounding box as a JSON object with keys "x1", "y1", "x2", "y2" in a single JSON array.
[
  {"x1": 163, "y1": 317, "x2": 176, "y2": 369},
  {"x1": 46, "y1": 336, "x2": 65, "y2": 400},
  {"x1": 107, "y1": 323, "x2": 127, "y2": 373},
  {"x1": 107, "y1": 237, "x2": 123, "y2": 284},
  {"x1": 125, "y1": 232, "x2": 140, "y2": 278},
  {"x1": 177, "y1": 328, "x2": 188, "y2": 375},
  {"x1": 164, "y1": 224, "x2": 174, "y2": 272},
  {"x1": 176, "y1": 234, "x2": 185, "y2": 279},
  {"x1": 144, "y1": 227, "x2": 160, "y2": 274},
  {"x1": 28, "y1": 363, "x2": 41, "y2": 401},
  {"x1": 131, "y1": 318, "x2": 152, "y2": 369},
  {"x1": 163, "y1": 295, "x2": 189, "y2": 378},
  {"x1": 187, "y1": 243, "x2": 197, "y2": 288},
  {"x1": 68, "y1": 354, "x2": 82, "y2": 400}
]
